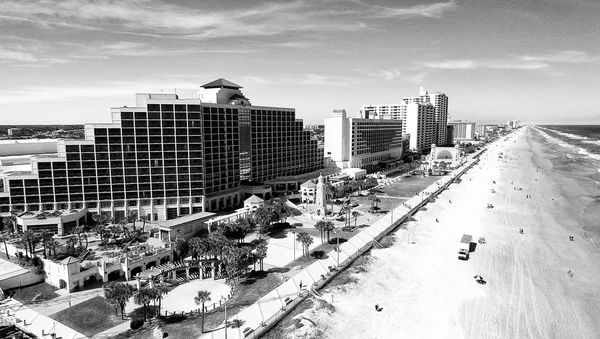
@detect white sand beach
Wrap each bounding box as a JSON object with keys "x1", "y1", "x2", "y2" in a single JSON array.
[{"x1": 284, "y1": 126, "x2": 600, "y2": 339}]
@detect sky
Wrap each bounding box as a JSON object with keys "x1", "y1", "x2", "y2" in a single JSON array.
[{"x1": 0, "y1": 0, "x2": 599, "y2": 126}]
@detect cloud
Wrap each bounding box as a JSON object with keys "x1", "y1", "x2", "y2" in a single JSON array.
[
  {"x1": 0, "y1": 43, "x2": 69, "y2": 65},
  {"x1": 299, "y1": 74, "x2": 360, "y2": 86},
  {"x1": 273, "y1": 41, "x2": 315, "y2": 49},
  {"x1": 0, "y1": 0, "x2": 455, "y2": 40},
  {"x1": 93, "y1": 41, "x2": 256, "y2": 57},
  {"x1": 0, "y1": 80, "x2": 203, "y2": 105},
  {"x1": 0, "y1": 74, "x2": 359, "y2": 105},
  {"x1": 423, "y1": 59, "x2": 476, "y2": 69},
  {"x1": 422, "y1": 59, "x2": 549, "y2": 70},
  {"x1": 523, "y1": 50, "x2": 600, "y2": 64},
  {"x1": 241, "y1": 74, "x2": 360, "y2": 87},
  {"x1": 356, "y1": 68, "x2": 430, "y2": 83},
  {"x1": 369, "y1": 1, "x2": 457, "y2": 19}
]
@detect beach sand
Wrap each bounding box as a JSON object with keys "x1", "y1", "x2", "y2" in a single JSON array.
[{"x1": 280, "y1": 126, "x2": 600, "y2": 339}]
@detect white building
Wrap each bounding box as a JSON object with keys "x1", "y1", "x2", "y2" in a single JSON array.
[
  {"x1": 405, "y1": 103, "x2": 435, "y2": 153},
  {"x1": 324, "y1": 109, "x2": 403, "y2": 173},
  {"x1": 403, "y1": 87, "x2": 449, "y2": 146},
  {"x1": 362, "y1": 87, "x2": 448, "y2": 154},
  {"x1": 447, "y1": 120, "x2": 476, "y2": 142}
]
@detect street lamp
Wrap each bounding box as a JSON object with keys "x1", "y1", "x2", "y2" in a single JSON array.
[
  {"x1": 221, "y1": 296, "x2": 228, "y2": 339},
  {"x1": 292, "y1": 230, "x2": 296, "y2": 261},
  {"x1": 334, "y1": 229, "x2": 339, "y2": 266}
]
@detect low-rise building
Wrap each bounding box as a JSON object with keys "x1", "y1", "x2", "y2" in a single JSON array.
[
  {"x1": 15, "y1": 208, "x2": 87, "y2": 235},
  {"x1": 154, "y1": 211, "x2": 215, "y2": 241},
  {"x1": 447, "y1": 120, "x2": 476, "y2": 142},
  {"x1": 324, "y1": 109, "x2": 403, "y2": 173}
]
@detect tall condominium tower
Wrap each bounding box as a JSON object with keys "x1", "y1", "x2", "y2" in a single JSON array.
[
  {"x1": 0, "y1": 79, "x2": 321, "y2": 230},
  {"x1": 403, "y1": 87, "x2": 448, "y2": 146},
  {"x1": 362, "y1": 87, "x2": 448, "y2": 154},
  {"x1": 405, "y1": 103, "x2": 435, "y2": 152}
]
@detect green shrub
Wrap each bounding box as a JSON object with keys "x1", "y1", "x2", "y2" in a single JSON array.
[{"x1": 130, "y1": 318, "x2": 144, "y2": 329}]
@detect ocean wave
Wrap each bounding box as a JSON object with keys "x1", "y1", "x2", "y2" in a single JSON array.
[
  {"x1": 582, "y1": 140, "x2": 600, "y2": 145},
  {"x1": 533, "y1": 127, "x2": 576, "y2": 149},
  {"x1": 552, "y1": 130, "x2": 589, "y2": 140},
  {"x1": 578, "y1": 147, "x2": 600, "y2": 161}
]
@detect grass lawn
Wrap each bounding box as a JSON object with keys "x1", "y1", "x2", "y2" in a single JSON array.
[
  {"x1": 6, "y1": 282, "x2": 60, "y2": 304},
  {"x1": 116, "y1": 271, "x2": 285, "y2": 339},
  {"x1": 49, "y1": 295, "x2": 126, "y2": 337}
]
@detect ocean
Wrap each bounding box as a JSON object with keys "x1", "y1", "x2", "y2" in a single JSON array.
[{"x1": 532, "y1": 125, "x2": 600, "y2": 244}]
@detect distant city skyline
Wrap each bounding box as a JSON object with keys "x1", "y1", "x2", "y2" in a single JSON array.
[{"x1": 1, "y1": 0, "x2": 599, "y2": 125}]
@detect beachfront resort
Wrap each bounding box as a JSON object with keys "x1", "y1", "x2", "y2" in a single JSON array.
[{"x1": 0, "y1": 79, "x2": 522, "y2": 339}]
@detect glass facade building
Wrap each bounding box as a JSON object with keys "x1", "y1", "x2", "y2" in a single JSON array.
[{"x1": 0, "y1": 79, "x2": 322, "y2": 226}]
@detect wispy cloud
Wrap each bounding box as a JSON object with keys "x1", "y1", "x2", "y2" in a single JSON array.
[
  {"x1": 0, "y1": 0, "x2": 455, "y2": 41},
  {"x1": 0, "y1": 80, "x2": 201, "y2": 105},
  {"x1": 358, "y1": 68, "x2": 430, "y2": 83},
  {"x1": 523, "y1": 50, "x2": 600, "y2": 64},
  {"x1": 0, "y1": 43, "x2": 69, "y2": 65},
  {"x1": 95, "y1": 41, "x2": 256, "y2": 57},
  {"x1": 368, "y1": 1, "x2": 457, "y2": 19},
  {"x1": 273, "y1": 41, "x2": 315, "y2": 49},
  {"x1": 240, "y1": 74, "x2": 360, "y2": 87},
  {"x1": 299, "y1": 74, "x2": 360, "y2": 86},
  {"x1": 422, "y1": 59, "x2": 549, "y2": 70},
  {"x1": 0, "y1": 74, "x2": 359, "y2": 105}
]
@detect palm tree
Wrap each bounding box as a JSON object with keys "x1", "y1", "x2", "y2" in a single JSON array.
[
  {"x1": 188, "y1": 237, "x2": 203, "y2": 259},
  {"x1": 39, "y1": 231, "x2": 49, "y2": 259},
  {"x1": 0, "y1": 233, "x2": 10, "y2": 259},
  {"x1": 66, "y1": 236, "x2": 78, "y2": 255},
  {"x1": 154, "y1": 283, "x2": 170, "y2": 316},
  {"x1": 314, "y1": 221, "x2": 326, "y2": 244},
  {"x1": 356, "y1": 179, "x2": 365, "y2": 195},
  {"x1": 233, "y1": 217, "x2": 253, "y2": 243},
  {"x1": 296, "y1": 232, "x2": 313, "y2": 260},
  {"x1": 324, "y1": 182, "x2": 335, "y2": 214},
  {"x1": 92, "y1": 213, "x2": 108, "y2": 227},
  {"x1": 323, "y1": 221, "x2": 335, "y2": 242},
  {"x1": 73, "y1": 226, "x2": 85, "y2": 248},
  {"x1": 104, "y1": 282, "x2": 134, "y2": 319},
  {"x1": 8, "y1": 209, "x2": 22, "y2": 233},
  {"x1": 253, "y1": 206, "x2": 273, "y2": 235},
  {"x1": 134, "y1": 287, "x2": 154, "y2": 321},
  {"x1": 255, "y1": 242, "x2": 268, "y2": 271},
  {"x1": 171, "y1": 237, "x2": 188, "y2": 261},
  {"x1": 194, "y1": 290, "x2": 212, "y2": 333},
  {"x1": 47, "y1": 239, "x2": 59, "y2": 258},
  {"x1": 348, "y1": 181, "x2": 359, "y2": 196},
  {"x1": 368, "y1": 192, "x2": 381, "y2": 213},
  {"x1": 352, "y1": 211, "x2": 360, "y2": 227}
]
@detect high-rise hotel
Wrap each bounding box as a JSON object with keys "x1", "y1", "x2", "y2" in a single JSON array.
[
  {"x1": 0, "y1": 79, "x2": 322, "y2": 227},
  {"x1": 362, "y1": 87, "x2": 449, "y2": 153}
]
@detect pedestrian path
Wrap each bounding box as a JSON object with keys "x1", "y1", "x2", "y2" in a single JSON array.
[{"x1": 0, "y1": 298, "x2": 86, "y2": 339}]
